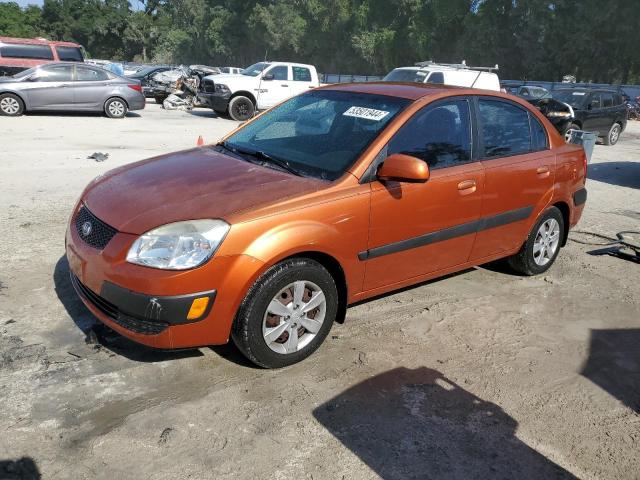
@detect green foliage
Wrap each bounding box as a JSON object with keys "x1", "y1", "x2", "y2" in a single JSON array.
[{"x1": 1, "y1": 0, "x2": 639, "y2": 83}]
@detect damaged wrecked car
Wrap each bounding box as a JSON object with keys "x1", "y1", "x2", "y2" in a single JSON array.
[{"x1": 148, "y1": 64, "x2": 220, "y2": 109}]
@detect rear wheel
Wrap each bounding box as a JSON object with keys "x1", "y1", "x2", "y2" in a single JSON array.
[
  {"x1": 0, "y1": 93, "x2": 24, "y2": 116},
  {"x1": 508, "y1": 206, "x2": 564, "y2": 276},
  {"x1": 232, "y1": 258, "x2": 338, "y2": 368},
  {"x1": 603, "y1": 122, "x2": 621, "y2": 146},
  {"x1": 228, "y1": 95, "x2": 255, "y2": 121},
  {"x1": 104, "y1": 97, "x2": 128, "y2": 118}
]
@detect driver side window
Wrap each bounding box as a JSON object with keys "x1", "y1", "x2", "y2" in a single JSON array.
[
  {"x1": 387, "y1": 99, "x2": 472, "y2": 169},
  {"x1": 268, "y1": 66, "x2": 289, "y2": 81},
  {"x1": 31, "y1": 65, "x2": 73, "y2": 82}
]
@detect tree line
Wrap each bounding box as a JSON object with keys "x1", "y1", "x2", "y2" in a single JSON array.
[{"x1": 1, "y1": 0, "x2": 639, "y2": 83}]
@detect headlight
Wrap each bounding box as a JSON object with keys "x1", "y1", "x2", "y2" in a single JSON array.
[
  {"x1": 546, "y1": 111, "x2": 572, "y2": 118},
  {"x1": 215, "y1": 83, "x2": 230, "y2": 94},
  {"x1": 126, "y1": 219, "x2": 230, "y2": 270}
]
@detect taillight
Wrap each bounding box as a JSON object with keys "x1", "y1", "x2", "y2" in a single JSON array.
[{"x1": 127, "y1": 84, "x2": 142, "y2": 92}]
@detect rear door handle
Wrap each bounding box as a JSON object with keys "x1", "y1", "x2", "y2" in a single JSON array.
[
  {"x1": 457, "y1": 179, "x2": 477, "y2": 195},
  {"x1": 536, "y1": 166, "x2": 550, "y2": 178}
]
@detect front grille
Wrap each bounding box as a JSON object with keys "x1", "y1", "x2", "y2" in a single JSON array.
[
  {"x1": 75, "y1": 206, "x2": 117, "y2": 250},
  {"x1": 202, "y1": 78, "x2": 215, "y2": 93},
  {"x1": 71, "y1": 275, "x2": 169, "y2": 335}
]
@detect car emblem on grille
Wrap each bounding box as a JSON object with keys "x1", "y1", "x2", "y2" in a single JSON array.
[{"x1": 81, "y1": 221, "x2": 93, "y2": 237}]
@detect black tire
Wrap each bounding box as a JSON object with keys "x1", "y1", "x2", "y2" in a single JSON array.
[
  {"x1": 228, "y1": 95, "x2": 255, "y2": 121},
  {"x1": 104, "y1": 97, "x2": 128, "y2": 118},
  {"x1": 603, "y1": 122, "x2": 622, "y2": 146},
  {"x1": 155, "y1": 95, "x2": 166, "y2": 104},
  {"x1": 563, "y1": 123, "x2": 581, "y2": 143},
  {"x1": 507, "y1": 206, "x2": 565, "y2": 276},
  {"x1": 232, "y1": 258, "x2": 338, "y2": 368},
  {"x1": 0, "y1": 93, "x2": 24, "y2": 116}
]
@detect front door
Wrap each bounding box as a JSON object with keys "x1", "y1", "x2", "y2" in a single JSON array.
[
  {"x1": 256, "y1": 65, "x2": 290, "y2": 110},
  {"x1": 582, "y1": 92, "x2": 606, "y2": 134},
  {"x1": 470, "y1": 97, "x2": 555, "y2": 260},
  {"x1": 362, "y1": 98, "x2": 484, "y2": 292},
  {"x1": 23, "y1": 64, "x2": 74, "y2": 109}
]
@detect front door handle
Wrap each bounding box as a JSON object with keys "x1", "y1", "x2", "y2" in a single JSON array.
[
  {"x1": 536, "y1": 166, "x2": 550, "y2": 178},
  {"x1": 457, "y1": 179, "x2": 477, "y2": 195},
  {"x1": 281, "y1": 84, "x2": 289, "y2": 87}
]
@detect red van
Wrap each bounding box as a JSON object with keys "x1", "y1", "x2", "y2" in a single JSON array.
[{"x1": 0, "y1": 36, "x2": 84, "y2": 76}]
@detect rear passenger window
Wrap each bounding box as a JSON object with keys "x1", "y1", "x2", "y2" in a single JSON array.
[
  {"x1": 529, "y1": 114, "x2": 548, "y2": 151},
  {"x1": 427, "y1": 72, "x2": 444, "y2": 84},
  {"x1": 76, "y1": 67, "x2": 109, "y2": 81},
  {"x1": 479, "y1": 99, "x2": 531, "y2": 158},
  {"x1": 388, "y1": 99, "x2": 472, "y2": 169},
  {"x1": 0, "y1": 44, "x2": 54, "y2": 60},
  {"x1": 292, "y1": 67, "x2": 311, "y2": 82},
  {"x1": 55, "y1": 46, "x2": 83, "y2": 62}
]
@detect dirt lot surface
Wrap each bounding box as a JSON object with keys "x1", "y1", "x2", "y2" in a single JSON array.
[{"x1": 1, "y1": 103, "x2": 638, "y2": 480}]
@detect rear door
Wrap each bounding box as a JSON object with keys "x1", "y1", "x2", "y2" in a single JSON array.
[
  {"x1": 600, "y1": 92, "x2": 617, "y2": 133},
  {"x1": 469, "y1": 97, "x2": 554, "y2": 261},
  {"x1": 73, "y1": 65, "x2": 111, "y2": 109},
  {"x1": 23, "y1": 64, "x2": 74, "y2": 109},
  {"x1": 363, "y1": 97, "x2": 484, "y2": 291},
  {"x1": 290, "y1": 66, "x2": 315, "y2": 96}
]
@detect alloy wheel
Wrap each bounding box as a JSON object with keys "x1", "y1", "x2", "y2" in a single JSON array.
[
  {"x1": 108, "y1": 100, "x2": 125, "y2": 117},
  {"x1": 610, "y1": 124, "x2": 620, "y2": 144},
  {"x1": 533, "y1": 218, "x2": 560, "y2": 266},
  {"x1": 0, "y1": 97, "x2": 20, "y2": 115},
  {"x1": 262, "y1": 280, "x2": 327, "y2": 354}
]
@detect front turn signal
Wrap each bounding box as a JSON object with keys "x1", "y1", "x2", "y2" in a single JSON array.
[{"x1": 187, "y1": 297, "x2": 210, "y2": 320}]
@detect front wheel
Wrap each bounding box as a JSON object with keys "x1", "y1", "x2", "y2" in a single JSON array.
[
  {"x1": 232, "y1": 258, "x2": 338, "y2": 368},
  {"x1": 0, "y1": 93, "x2": 24, "y2": 116},
  {"x1": 104, "y1": 97, "x2": 128, "y2": 118},
  {"x1": 228, "y1": 95, "x2": 255, "y2": 121},
  {"x1": 564, "y1": 123, "x2": 581, "y2": 143},
  {"x1": 507, "y1": 206, "x2": 564, "y2": 276},
  {"x1": 603, "y1": 122, "x2": 621, "y2": 146}
]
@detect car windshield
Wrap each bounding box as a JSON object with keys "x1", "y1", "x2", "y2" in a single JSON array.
[
  {"x1": 242, "y1": 62, "x2": 269, "y2": 77},
  {"x1": 383, "y1": 69, "x2": 429, "y2": 83},
  {"x1": 552, "y1": 90, "x2": 589, "y2": 108},
  {"x1": 222, "y1": 90, "x2": 410, "y2": 181}
]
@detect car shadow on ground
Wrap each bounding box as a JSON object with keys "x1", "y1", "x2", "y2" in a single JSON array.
[
  {"x1": 580, "y1": 328, "x2": 640, "y2": 413},
  {"x1": 313, "y1": 367, "x2": 577, "y2": 479},
  {"x1": 24, "y1": 111, "x2": 141, "y2": 118},
  {"x1": 588, "y1": 161, "x2": 640, "y2": 189},
  {"x1": 0, "y1": 457, "x2": 41, "y2": 480}
]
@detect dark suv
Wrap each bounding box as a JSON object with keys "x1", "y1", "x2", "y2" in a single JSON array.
[{"x1": 540, "y1": 88, "x2": 628, "y2": 145}]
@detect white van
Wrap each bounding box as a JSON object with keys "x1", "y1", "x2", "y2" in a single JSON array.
[{"x1": 384, "y1": 61, "x2": 500, "y2": 91}]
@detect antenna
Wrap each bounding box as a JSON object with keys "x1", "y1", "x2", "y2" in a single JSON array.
[{"x1": 255, "y1": 50, "x2": 268, "y2": 116}]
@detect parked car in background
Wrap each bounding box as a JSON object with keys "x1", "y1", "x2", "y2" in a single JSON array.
[
  {"x1": 199, "y1": 61, "x2": 320, "y2": 121},
  {"x1": 510, "y1": 85, "x2": 551, "y2": 101},
  {"x1": 126, "y1": 65, "x2": 172, "y2": 97},
  {"x1": 66, "y1": 83, "x2": 587, "y2": 368},
  {"x1": 220, "y1": 67, "x2": 243, "y2": 74},
  {"x1": 531, "y1": 88, "x2": 627, "y2": 144},
  {"x1": 0, "y1": 36, "x2": 84, "y2": 76},
  {"x1": 0, "y1": 62, "x2": 145, "y2": 118},
  {"x1": 384, "y1": 61, "x2": 500, "y2": 91}
]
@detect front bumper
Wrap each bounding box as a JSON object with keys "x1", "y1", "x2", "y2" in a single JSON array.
[
  {"x1": 199, "y1": 92, "x2": 231, "y2": 112},
  {"x1": 65, "y1": 203, "x2": 265, "y2": 349}
]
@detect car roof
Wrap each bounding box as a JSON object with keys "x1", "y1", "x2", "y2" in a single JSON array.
[
  {"x1": 0, "y1": 36, "x2": 81, "y2": 48},
  {"x1": 554, "y1": 87, "x2": 619, "y2": 94},
  {"x1": 318, "y1": 82, "x2": 501, "y2": 101}
]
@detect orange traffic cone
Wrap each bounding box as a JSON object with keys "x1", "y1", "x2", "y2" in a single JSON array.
[{"x1": 196, "y1": 135, "x2": 204, "y2": 146}]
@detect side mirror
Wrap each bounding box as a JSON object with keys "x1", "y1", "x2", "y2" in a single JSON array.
[
  {"x1": 377, "y1": 153, "x2": 430, "y2": 183},
  {"x1": 262, "y1": 73, "x2": 274, "y2": 81}
]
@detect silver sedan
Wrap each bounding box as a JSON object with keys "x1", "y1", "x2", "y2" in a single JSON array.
[{"x1": 0, "y1": 62, "x2": 145, "y2": 118}]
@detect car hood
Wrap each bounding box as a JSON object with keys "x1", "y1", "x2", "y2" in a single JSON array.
[{"x1": 83, "y1": 147, "x2": 326, "y2": 234}]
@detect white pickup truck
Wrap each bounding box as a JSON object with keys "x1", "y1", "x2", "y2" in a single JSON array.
[{"x1": 199, "y1": 61, "x2": 320, "y2": 121}]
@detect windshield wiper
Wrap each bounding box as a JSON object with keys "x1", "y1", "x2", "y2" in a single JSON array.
[{"x1": 220, "y1": 142, "x2": 303, "y2": 177}]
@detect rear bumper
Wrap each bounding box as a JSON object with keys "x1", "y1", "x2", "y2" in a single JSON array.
[{"x1": 128, "y1": 94, "x2": 146, "y2": 111}]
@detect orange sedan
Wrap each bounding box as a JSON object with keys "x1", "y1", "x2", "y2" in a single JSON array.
[{"x1": 66, "y1": 83, "x2": 587, "y2": 367}]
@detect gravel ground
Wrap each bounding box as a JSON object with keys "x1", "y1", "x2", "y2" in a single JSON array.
[{"x1": 0, "y1": 103, "x2": 638, "y2": 480}]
